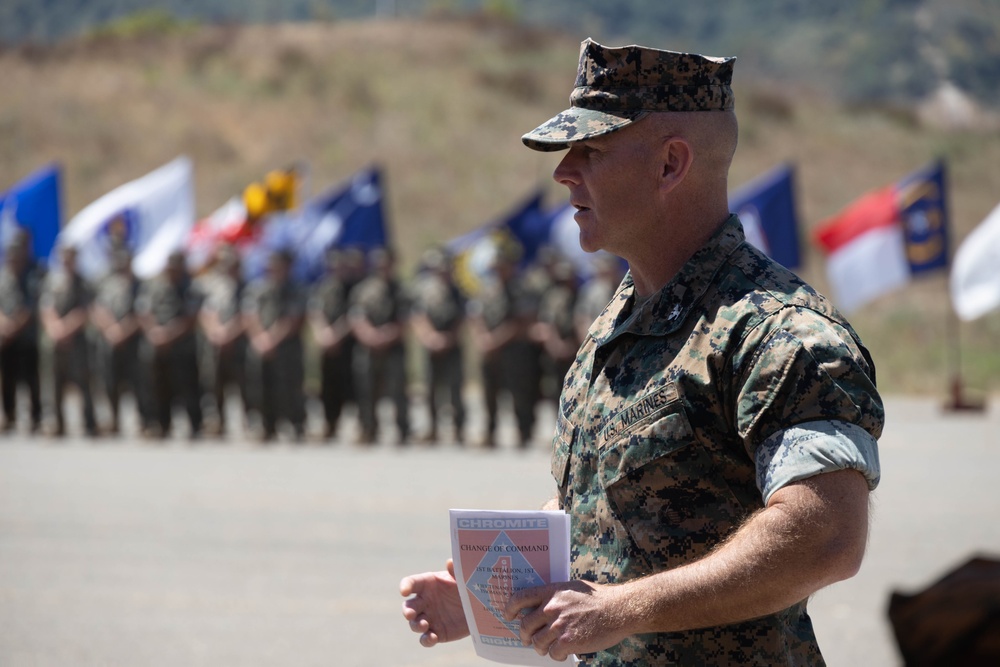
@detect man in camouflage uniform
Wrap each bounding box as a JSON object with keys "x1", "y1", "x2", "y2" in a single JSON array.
[
  {"x1": 409, "y1": 247, "x2": 466, "y2": 444},
  {"x1": 519, "y1": 245, "x2": 556, "y2": 404},
  {"x1": 136, "y1": 250, "x2": 203, "y2": 439},
  {"x1": 468, "y1": 247, "x2": 539, "y2": 448},
  {"x1": 91, "y1": 248, "x2": 144, "y2": 435},
  {"x1": 40, "y1": 245, "x2": 98, "y2": 437},
  {"x1": 197, "y1": 244, "x2": 248, "y2": 437},
  {"x1": 0, "y1": 231, "x2": 42, "y2": 433},
  {"x1": 350, "y1": 247, "x2": 410, "y2": 445},
  {"x1": 402, "y1": 39, "x2": 883, "y2": 666},
  {"x1": 242, "y1": 248, "x2": 307, "y2": 442},
  {"x1": 309, "y1": 248, "x2": 356, "y2": 440}
]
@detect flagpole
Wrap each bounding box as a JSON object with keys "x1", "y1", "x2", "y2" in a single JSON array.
[{"x1": 944, "y1": 292, "x2": 985, "y2": 412}]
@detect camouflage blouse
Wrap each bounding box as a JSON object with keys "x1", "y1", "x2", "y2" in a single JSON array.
[{"x1": 552, "y1": 215, "x2": 883, "y2": 665}]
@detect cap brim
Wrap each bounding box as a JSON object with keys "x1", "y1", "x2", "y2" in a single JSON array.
[{"x1": 522, "y1": 107, "x2": 647, "y2": 152}]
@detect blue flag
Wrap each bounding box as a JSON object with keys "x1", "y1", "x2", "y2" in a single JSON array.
[
  {"x1": 449, "y1": 191, "x2": 630, "y2": 294},
  {"x1": 0, "y1": 164, "x2": 62, "y2": 263},
  {"x1": 449, "y1": 192, "x2": 546, "y2": 295},
  {"x1": 897, "y1": 159, "x2": 948, "y2": 275},
  {"x1": 729, "y1": 163, "x2": 802, "y2": 270},
  {"x1": 245, "y1": 166, "x2": 388, "y2": 283},
  {"x1": 501, "y1": 190, "x2": 551, "y2": 267}
]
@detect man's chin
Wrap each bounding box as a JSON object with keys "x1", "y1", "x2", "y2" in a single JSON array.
[{"x1": 577, "y1": 231, "x2": 604, "y2": 255}]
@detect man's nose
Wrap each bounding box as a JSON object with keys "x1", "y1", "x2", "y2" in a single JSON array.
[{"x1": 552, "y1": 148, "x2": 582, "y2": 187}]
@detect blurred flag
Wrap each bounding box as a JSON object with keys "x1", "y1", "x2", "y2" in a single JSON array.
[
  {"x1": 242, "y1": 166, "x2": 387, "y2": 283},
  {"x1": 729, "y1": 163, "x2": 802, "y2": 269},
  {"x1": 951, "y1": 201, "x2": 1000, "y2": 321},
  {"x1": 54, "y1": 156, "x2": 195, "y2": 280},
  {"x1": 0, "y1": 164, "x2": 62, "y2": 263},
  {"x1": 186, "y1": 196, "x2": 250, "y2": 271},
  {"x1": 186, "y1": 165, "x2": 302, "y2": 273},
  {"x1": 502, "y1": 191, "x2": 552, "y2": 266},
  {"x1": 814, "y1": 160, "x2": 949, "y2": 312},
  {"x1": 449, "y1": 192, "x2": 544, "y2": 296},
  {"x1": 449, "y1": 191, "x2": 626, "y2": 295}
]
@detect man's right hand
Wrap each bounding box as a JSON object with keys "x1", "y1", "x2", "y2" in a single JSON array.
[{"x1": 400, "y1": 559, "x2": 469, "y2": 647}]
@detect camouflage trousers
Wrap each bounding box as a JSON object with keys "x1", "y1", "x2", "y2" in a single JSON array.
[
  {"x1": 0, "y1": 336, "x2": 41, "y2": 429},
  {"x1": 96, "y1": 334, "x2": 144, "y2": 432},
  {"x1": 204, "y1": 338, "x2": 248, "y2": 432},
  {"x1": 423, "y1": 345, "x2": 465, "y2": 439},
  {"x1": 141, "y1": 336, "x2": 203, "y2": 437},
  {"x1": 480, "y1": 341, "x2": 540, "y2": 444},
  {"x1": 51, "y1": 336, "x2": 97, "y2": 435},
  {"x1": 354, "y1": 343, "x2": 409, "y2": 442},
  {"x1": 319, "y1": 340, "x2": 355, "y2": 436},
  {"x1": 246, "y1": 340, "x2": 305, "y2": 437}
]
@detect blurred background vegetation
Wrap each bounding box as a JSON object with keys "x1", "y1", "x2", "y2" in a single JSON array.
[
  {"x1": 6, "y1": 0, "x2": 1000, "y2": 106},
  {"x1": 1, "y1": 0, "x2": 998, "y2": 398}
]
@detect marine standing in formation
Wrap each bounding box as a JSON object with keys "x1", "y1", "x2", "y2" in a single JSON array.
[
  {"x1": 574, "y1": 254, "x2": 624, "y2": 345},
  {"x1": 136, "y1": 250, "x2": 203, "y2": 439},
  {"x1": 40, "y1": 245, "x2": 98, "y2": 437},
  {"x1": 242, "y1": 248, "x2": 307, "y2": 442},
  {"x1": 350, "y1": 247, "x2": 410, "y2": 445},
  {"x1": 468, "y1": 248, "x2": 538, "y2": 448},
  {"x1": 309, "y1": 249, "x2": 356, "y2": 441},
  {"x1": 530, "y1": 257, "x2": 580, "y2": 401},
  {"x1": 197, "y1": 244, "x2": 249, "y2": 437},
  {"x1": 90, "y1": 247, "x2": 143, "y2": 435},
  {"x1": 0, "y1": 231, "x2": 42, "y2": 434},
  {"x1": 409, "y1": 247, "x2": 466, "y2": 445}
]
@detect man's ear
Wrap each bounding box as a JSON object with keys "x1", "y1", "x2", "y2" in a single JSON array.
[{"x1": 658, "y1": 136, "x2": 694, "y2": 195}]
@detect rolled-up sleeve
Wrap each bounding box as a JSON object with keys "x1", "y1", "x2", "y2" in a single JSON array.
[{"x1": 755, "y1": 419, "x2": 881, "y2": 504}]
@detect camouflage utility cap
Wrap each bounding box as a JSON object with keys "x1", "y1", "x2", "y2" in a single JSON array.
[{"x1": 523, "y1": 38, "x2": 736, "y2": 152}]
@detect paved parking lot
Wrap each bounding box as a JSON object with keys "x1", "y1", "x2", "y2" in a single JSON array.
[{"x1": 0, "y1": 395, "x2": 998, "y2": 666}]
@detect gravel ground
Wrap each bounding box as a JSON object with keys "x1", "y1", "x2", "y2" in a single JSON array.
[{"x1": 0, "y1": 395, "x2": 997, "y2": 666}]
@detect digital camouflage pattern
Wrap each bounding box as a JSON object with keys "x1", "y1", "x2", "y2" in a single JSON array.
[
  {"x1": 410, "y1": 271, "x2": 464, "y2": 333},
  {"x1": 242, "y1": 273, "x2": 307, "y2": 436},
  {"x1": 350, "y1": 272, "x2": 410, "y2": 441},
  {"x1": 136, "y1": 273, "x2": 201, "y2": 327},
  {"x1": 311, "y1": 273, "x2": 351, "y2": 327},
  {"x1": 199, "y1": 271, "x2": 244, "y2": 326},
  {"x1": 351, "y1": 274, "x2": 408, "y2": 328},
  {"x1": 552, "y1": 216, "x2": 883, "y2": 665},
  {"x1": 523, "y1": 39, "x2": 736, "y2": 152},
  {"x1": 0, "y1": 263, "x2": 41, "y2": 341}
]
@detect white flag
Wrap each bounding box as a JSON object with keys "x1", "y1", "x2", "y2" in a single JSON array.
[
  {"x1": 951, "y1": 202, "x2": 1000, "y2": 321},
  {"x1": 54, "y1": 156, "x2": 195, "y2": 280}
]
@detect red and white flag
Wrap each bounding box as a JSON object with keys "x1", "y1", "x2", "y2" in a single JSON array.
[{"x1": 814, "y1": 162, "x2": 949, "y2": 313}]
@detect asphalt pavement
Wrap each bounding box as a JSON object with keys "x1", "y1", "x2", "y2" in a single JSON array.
[{"x1": 1, "y1": 394, "x2": 998, "y2": 666}]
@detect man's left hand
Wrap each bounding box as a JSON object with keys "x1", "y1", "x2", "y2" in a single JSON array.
[{"x1": 504, "y1": 580, "x2": 630, "y2": 661}]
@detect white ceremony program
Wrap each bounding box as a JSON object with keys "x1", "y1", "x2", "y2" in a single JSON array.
[{"x1": 449, "y1": 509, "x2": 574, "y2": 665}]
